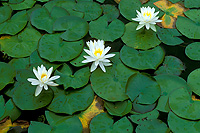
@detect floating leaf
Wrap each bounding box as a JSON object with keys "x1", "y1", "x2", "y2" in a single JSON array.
[
  {"x1": 9, "y1": 0, "x2": 23, "y2": 4},
  {"x1": 176, "y1": 10, "x2": 200, "y2": 39},
  {"x1": 74, "y1": 1, "x2": 102, "y2": 21},
  {"x1": 0, "y1": 26, "x2": 41, "y2": 58},
  {"x1": 28, "y1": 121, "x2": 51, "y2": 133},
  {"x1": 90, "y1": 53, "x2": 137, "y2": 102},
  {"x1": 89, "y1": 17, "x2": 125, "y2": 42},
  {"x1": 155, "y1": 56, "x2": 185, "y2": 76},
  {"x1": 104, "y1": 100, "x2": 132, "y2": 116},
  {"x1": 184, "y1": 0, "x2": 200, "y2": 8},
  {"x1": 157, "y1": 28, "x2": 183, "y2": 46},
  {"x1": 168, "y1": 111, "x2": 200, "y2": 133},
  {"x1": 0, "y1": 96, "x2": 5, "y2": 119},
  {"x1": 119, "y1": 0, "x2": 141, "y2": 21},
  {"x1": 9, "y1": 57, "x2": 30, "y2": 71},
  {"x1": 47, "y1": 85, "x2": 94, "y2": 115},
  {"x1": 90, "y1": 113, "x2": 133, "y2": 133},
  {"x1": 155, "y1": 75, "x2": 190, "y2": 112},
  {"x1": 136, "y1": 119, "x2": 170, "y2": 133},
  {"x1": 126, "y1": 73, "x2": 160, "y2": 104},
  {"x1": 0, "y1": 10, "x2": 28, "y2": 35},
  {"x1": 187, "y1": 68, "x2": 200, "y2": 96},
  {"x1": 96, "y1": 0, "x2": 105, "y2": 3},
  {"x1": 129, "y1": 110, "x2": 159, "y2": 124},
  {"x1": 0, "y1": 5, "x2": 12, "y2": 24},
  {"x1": 120, "y1": 45, "x2": 165, "y2": 70},
  {"x1": 70, "y1": 49, "x2": 88, "y2": 67},
  {"x1": 121, "y1": 22, "x2": 161, "y2": 50},
  {"x1": 38, "y1": 33, "x2": 84, "y2": 62},
  {"x1": 30, "y1": 7, "x2": 69, "y2": 33},
  {"x1": 55, "y1": 64, "x2": 90, "y2": 89},
  {"x1": 101, "y1": 4, "x2": 120, "y2": 22},
  {"x1": 154, "y1": 0, "x2": 188, "y2": 28},
  {"x1": 0, "y1": 62, "x2": 16, "y2": 91},
  {"x1": 3, "y1": 0, "x2": 36, "y2": 10},
  {"x1": 53, "y1": 16, "x2": 89, "y2": 41}
]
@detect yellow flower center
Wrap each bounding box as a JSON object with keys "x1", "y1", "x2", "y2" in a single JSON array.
[
  {"x1": 94, "y1": 48, "x2": 103, "y2": 56},
  {"x1": 143, "y1": 12, "x2": 152, "y2": 18},
  {"x1": 41, "y1": 73, "x2": 47, "y2": 79}
]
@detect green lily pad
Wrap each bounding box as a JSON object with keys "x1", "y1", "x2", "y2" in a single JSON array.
[
  {"x1": 53, "y1": 16, "x2": 89, "y2": 41},
  {"x1": 9, "y1": 57, "x2": 30, "y2": 71},
  {"x1": 90, "y1": 53, "x2": 137, "y2": 102},
  {"x1": 154, "y1": 75, "x2": 190, "y2": 112},
  {"x1": 184, "y1": 0, "x2": 200, "y2": 8},
  {"x1": 104, "y1": 100, "x2": 132, "y2": 116},
  {"x1": 184, "y1": 9, "x2": 200, "y2": 25},
  {"x1": 55, "y1": 64, "x2": 90, "y2": 89},
  {"x1": 121, "y1": 22, "x2": 161, "y2": 50},
  {"x1": 0, "y1": 99, "x2": 21, "y2": 121},
  {"x1": 101, "y1": 4, "x2": 120, "y2": 22},
  {"x1": 0, "y1": 26, "x2": 41, "y2": 58},
  {"x1": 0, "y1": 10, "x2": 28, "y2": 35},
  {"x1": 0, "y1": 62, "x2": 16, "y2": 91},
  {"x1": 169, "y1": 87, "x2": 200, "y2": 120},
  {"x1": 126, "y1": 73, "x2": 160, "y2": 104},
  {"x1": 155, "y1": 56, "x2": 185, "y2": 76},
  {"x1": 47, "y1": 85, "x2": 94, "y2": 115},
  {"x1": 187, "y1": 68, "x2": 200, "y2": 96},
  {"x1": 9, "y1": 0, "x2": 23, "y2": 4},
  {"x1": 73, "y1": 1, "x2": 102, "y2": 21},
  {"x1": 136, "y1": 119, "x2": 170, "y2": 133},
  {"x1": 89, "y1": 17, "x2": 125, "y2": 42},
  {"x1": 185, "y1": 42, "x2": 200, "y2": 61},
  {"x1": 176, "y1": 16, "x2": 200, "y2": 39},
  {"x1": 90, "y1": 113, "x2": 133, "y2": 133},
  {"x1": 70, "y1": 48, "x2": 88, "y2": 67},
  {"x1": 120, "y1": 45, "x2": 165, "y2": 70},
  {"x1": 157, "y1": 28, "x2": 183, "y2": 46},
  {"x1": 0, "y1": 96, "x2": 5, "y2": 119},
  {"x1": 4, "y1": 0, "x2": 36, "y2": 10},
  {"x1": 168, "y1": 111, "x2": 200, "y2": 133},
  {"x1": 30, "y1": 7, "x2": 69, "y2": 33},
  {"x1": 96, "y1": 0, "x2": 105, "y2": 3},
  {"x1": 119, "y1": 0, "x2": 141, "y2": 21},
  {"x1": 129, "y1": 110, "x2": 159, "y2": 124},
  {"x1": 38, "y1": 33, "x2": 84, "y2": 62},
  {"x1": 0, "y1": 5, "x2": 12, "y2": 24},
  {"x1": 28, "y1": 121, "x2": 51, "y2": 133}
]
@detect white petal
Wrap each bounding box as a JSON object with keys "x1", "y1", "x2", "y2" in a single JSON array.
[
  {"x1": 103, "y1": 62, "x2": 112, "y2": 66},
  {"x1": 136, "y1": 24, "x2": 144, "y2": 30},
  {"x1": 150, "y1": 24, "x2": 156, "y2": 32},
  {"x1": 47, "y1": 81, "x2": 59, "y2": 86},
  {"x1": 44, "y1": 84, "x2": 48, "y2": 90},
  {"x1": 47, "y1": 67, "x2": 53, "y2": 79},
  {"x1": 82, "y1": 59, "x2": 94, "y2": 63},
  {"x1": 99, "y1": 62, "x2": 106, "y2": 72},
  {"x1": 100, "y1": 59, "x2": 110, "y2": 62},
  {"x1": 35, "y1": 86, "x2": 43, "y2": 97},
  {"x1": 132, "y1": 18, "x2": 140, "y2": 22},
  {"x1": 103, "y1": 46, "x2": 111, "y2": 55},
  {"x1": 145, "y1": 23, "x2": 150, "y2": 30},
  {"x1": 33, "y1": 68, "x2": 40, "y2": 80},
  {"x1": 91, "y1": 62, "x2": 98, "y2": 72},
  {"x1": 95, "y1": 60, "x2": 99, "y2": 66},
  {"x1": 104, "y1": 54, "x2": 115, "y2": 59},
  {"x1": 27, "y1": 78, "x2": 38, "y2": 82},
  {"x1": 83, "y1": 56, "x2": 96, "y2": 61},
  {"x1": 49, "y1": 75, "x2": 60, "y2": 81},
  {"x1": 84, "y1": 49, "x2": 94, "y2": 57}
]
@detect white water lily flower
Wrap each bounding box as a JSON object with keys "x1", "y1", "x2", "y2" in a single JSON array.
[
  {"x1": 27, "y1": 65, "x2": 60, "y2": 97},
  {"x1": 132, "y1": 6, "x2": 162, "y2": 32},
  {"x1": 82, "y1": 40, "x2": 115, "y2": 72}
]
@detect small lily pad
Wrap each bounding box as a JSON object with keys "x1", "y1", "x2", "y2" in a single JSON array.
[
  {"x1": 0, "y1": 5, "x2": 12, "y2": 24},
  {"x1": 155, "y1": 56, "x2": 185, "y2": 76},
  {"x1": 187, "y1": 68, "x2": 200, "y2": 96},
  {"x1": 120, "y1": 45, "x2": 165, "y2": 70},
  {"x1": 185, "y1": 42, "x2": 200, "y2": 61},
  {"x1": 38, "y1": 33, "x2": 84, "y2": 62},
  {"x1": 121, "y1": 22, "x2": 161, "y2": 50},
  {"x1": 89, "y1": 17, "x2": 125, "y2": 42},
  {"x1": 55, "y1": 64, "x2": 90, "y2": 89}
]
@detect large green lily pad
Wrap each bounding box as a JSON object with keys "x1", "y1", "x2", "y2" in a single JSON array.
[
  {"x1": 89, "y1": 17, "x2": 125, "y2": 42},
  {"x1": 120, "y1": 45, "x2": 165, "y2": 70},
  {"x1": 185, "y1": 42, "x2": 200, "y2": 61},
  {"x1": 122, "y1": 22, "x2": 161, "y2": 50},
  {"x1": 53, "y1": 16, "x2": 89, "y2": 41},
  {"x1": 184, "y1": 0, "x2": 200, "y2": 8},
  {"x1": 47, "y1": 85, "x2": 94, "y2": 115},
  {"x1": 28, "y1": 121, "x2": 51, "y2": 133},
  {"x1": 0, "y1": 26, "x2": 41, "y2": 58},
  {"x1": 38, "y1": 33, "x2": 84, "y2": 62},
  {"x1": 9, "y1": 57, "x2": 30, "y2": 71},
  {"x1": 0, "y1": 5, "x2": 12, "y2": 24},
  {"x1": 0, "y1": 62, "x2": 16, "y2": 91}
]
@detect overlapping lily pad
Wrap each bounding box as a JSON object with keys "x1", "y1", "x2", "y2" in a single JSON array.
[
  {"x1": 89, "y1": 17, "x2": 125, "y2": 42},
  {"x1": 121, "y1": 22, "x2": 161, "y2": 50},
  {"x1": 101, "y1": 4, "x2": 120, "y2": 22},
  {"x1": 0, "y1": 10, "x2": 28, "y2": 35},
  {"x1": 53, "y1": 16, "x2": 89, "y2": 41},
  {"x1": 0, "y1": 96, "x2": 5, "y2": 119},
  {"x1": 90, "y1": 113, "x2": 133, "y2": 133},
  {"x1": 126, "y1": 73, "x2": 161, "y2": 104},
  {"x1": 0, "y1": 62, "x2": 16, "y2": 91},
  {"x1": 90, "y1": 53, "x2": 137, "y2": 102},
  {"x1": 9, "y1": 57, "x2": 30, "y2": 71},
  {"x1": 185, "y1": 42, "x2": 200, "y2": 61},
  {"x1": 0, "y1": 26, "x2": 41, "y2": 58},
  {"x1": 28, "y1": 121, "x2": 51, "y2": 133},
  {"x1": 38, "y1": 33, "x2": 84, "y2": 62},
  {"x1": 120, "y1": 45, "x2": 165, "y2": 70},
  {"x1": 55, "y1": 64, "x2": 90, "y2": 89},
  {"x1": 187, "y1": 68, "x2": 200, "y2": 96},
  {"x1": 47, "y1": 85, "x2": 94, "y2": 115},
  {"x1": 3, "y1": 0, "x2": 36, "y2": 10},
  {"x1": 0, "y1": 5, "x2": 12, "y2": 24},
  {"x1": 70, "y1": 49, "x2": 88, "y2": 67},
  {"x1": 184, "y1": 0, "x2": 200, "y2": 8}
]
